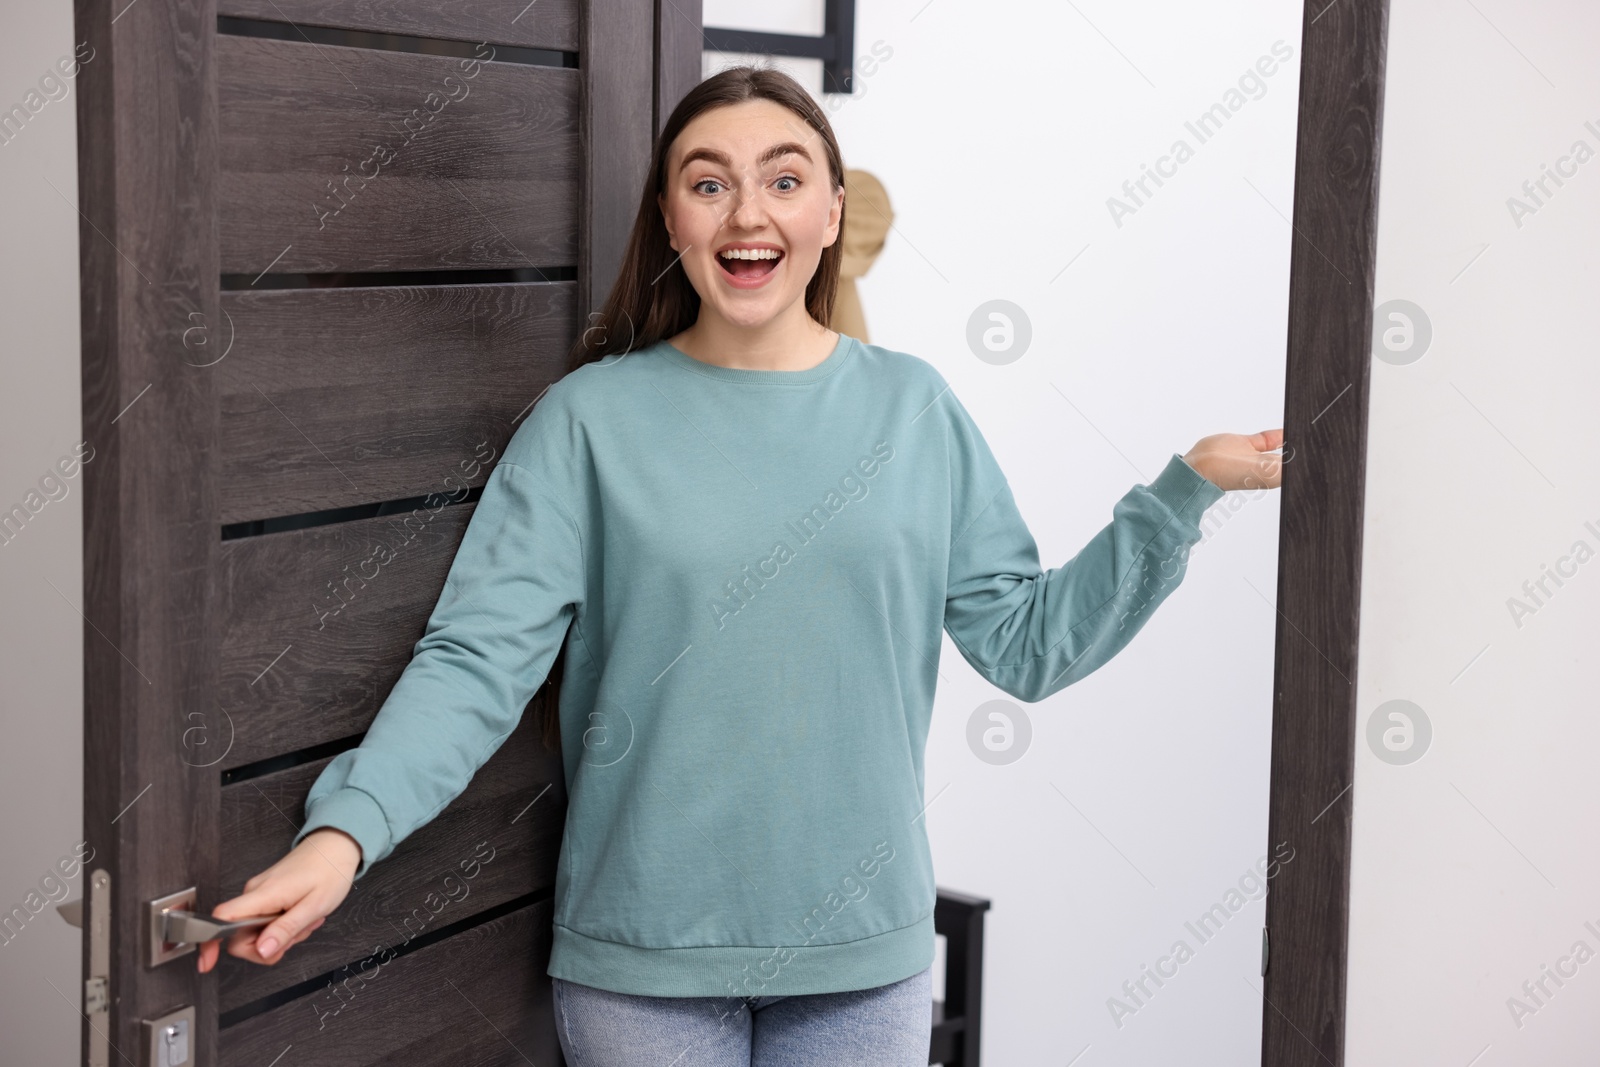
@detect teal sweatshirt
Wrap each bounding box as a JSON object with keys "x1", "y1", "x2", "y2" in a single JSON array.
[{"x1": 291, "y1": 332, "x2": 1225, "y2": 998}]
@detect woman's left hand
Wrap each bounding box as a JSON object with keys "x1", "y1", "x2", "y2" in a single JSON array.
[{"x1": 1183, "y1": 429, "x2": 1286, "y2": 491}]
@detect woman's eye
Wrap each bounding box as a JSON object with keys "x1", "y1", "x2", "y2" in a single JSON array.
[
  {"x1": 774, "y1": 176, "x2": 799, "y2": 192},
  {"x1": 694, "y1": 179, "x2": 724, "y2": 195}
]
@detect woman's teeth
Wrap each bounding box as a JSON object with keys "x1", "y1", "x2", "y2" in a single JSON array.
[{"x1": 717, "y1": 249, "x2": 783, "y2": 277}]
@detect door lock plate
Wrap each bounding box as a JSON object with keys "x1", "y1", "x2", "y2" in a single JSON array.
[{"x1": 143, "y1": 1005, "x2": 194, "y2": 1067}]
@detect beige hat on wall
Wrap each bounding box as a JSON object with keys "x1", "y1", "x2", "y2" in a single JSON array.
[{"x1": 830, "y1": 168, "x2": 893, "y2": 344}]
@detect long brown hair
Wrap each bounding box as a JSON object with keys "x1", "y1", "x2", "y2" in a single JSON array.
[{"x1": 564, "y1": 65, "x2": 847, "y2": 374}]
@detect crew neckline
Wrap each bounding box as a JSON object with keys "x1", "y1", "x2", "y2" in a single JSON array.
[{"x1": 658, "y1": 332, "x2": 854, "y2": 384}]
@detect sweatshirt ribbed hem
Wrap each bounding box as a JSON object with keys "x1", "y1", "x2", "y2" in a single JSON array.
[
  {"x1": 293, "y1": 785, "x2": 392, "y2": 881},
  {"x1": 1149, "y1": 452, "x2": 1227, "y2": 529},
  {"x1": 546, "y1": 912, "x2": 936, "y2": 998}
]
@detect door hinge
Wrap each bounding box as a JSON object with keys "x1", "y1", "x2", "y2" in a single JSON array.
[
  {"x1": 1261, "y1": 925, "x2": 1270, "y2": 976},
  {"x1": 84, "y1": 976, "x2": 108, "y2": 1015},
  {"x1": 57, "y1": 882, "x2": 111, "y2": 1036},
  {"x1": 88, "y1": 869, "x2": 110, "y2": 1067}
]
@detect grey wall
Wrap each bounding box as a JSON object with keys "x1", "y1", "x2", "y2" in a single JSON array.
[{"x1": 0, "y1": 2, "x2": 90, "y2": 1064}]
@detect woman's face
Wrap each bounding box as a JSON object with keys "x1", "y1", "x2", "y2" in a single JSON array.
[{"x1": 657, "y1": 98, "x2": 843, "y2": 330}]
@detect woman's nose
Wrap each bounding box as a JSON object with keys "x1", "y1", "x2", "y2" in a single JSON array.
[
  {"x1": 726, "y1": 176, "x2": 770, "y2": 228},
  {"x1": 729, "y1": 200, "x2": 763, "y2": 229}
]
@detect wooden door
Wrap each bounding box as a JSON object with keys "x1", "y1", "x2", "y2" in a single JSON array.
[{"x1": 73, "y1": 1, "x2": 698, "y2": 1063}]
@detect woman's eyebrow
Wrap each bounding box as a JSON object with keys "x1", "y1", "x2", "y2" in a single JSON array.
[{"x1": 677, "y1": 141, "x2": 814, "y2": 171}]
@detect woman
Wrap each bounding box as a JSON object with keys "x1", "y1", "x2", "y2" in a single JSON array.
[{"x1": 200, "y1": 65, "x2": 1282, "y2": 1064}]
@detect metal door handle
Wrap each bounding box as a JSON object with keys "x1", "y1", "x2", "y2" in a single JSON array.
[
  {"x1": 67, "y1": 887, "x2": 288, "y2": 966},
  {"x1": 161, "y1": 910, "x2": 281, "y2": 945},
  {"x1": 57, "y1": 897, "x2": 84, "y2": 927},
  {"x1": 147, "y1": 887, "x2": 284, "y2": 965},
  {"x1": 62, "y1": 894, "x2": 280, "y2": 940}
]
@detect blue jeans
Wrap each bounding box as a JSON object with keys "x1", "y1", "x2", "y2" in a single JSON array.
[{"x1": 552, "y1": 965, "x2": 933, "y2": 1066}]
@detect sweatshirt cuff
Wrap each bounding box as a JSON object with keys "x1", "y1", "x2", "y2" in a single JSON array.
[
  {"x1": 293, "y1": 786, "x2": 392, "y2": 881},
  {"x1": 1148, "y1": 452, "x2": 1226, "y2": 529}
]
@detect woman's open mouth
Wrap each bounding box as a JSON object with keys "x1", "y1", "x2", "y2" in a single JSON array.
[{"x1": 716, "y1": 247, "x2": 784, "y2": 283}]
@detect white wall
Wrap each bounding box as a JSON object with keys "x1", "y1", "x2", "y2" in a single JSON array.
[
  {"x1": 0, "y1": 2, "x2": 89, "y2": 1064},
  {"x1": 706, "y1": 2, "x2": 1297, "y2": 1062},
  {"x1": 1345, "y1": 2, "x2": 1600, "y2": 1063}
]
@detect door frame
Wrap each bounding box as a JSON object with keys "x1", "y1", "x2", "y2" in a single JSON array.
[{"x1": 1260, "y1": 1, "x2": 1389, "y2": 1064}]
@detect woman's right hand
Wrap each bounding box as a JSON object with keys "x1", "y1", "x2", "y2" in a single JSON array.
[{"x1": 195, "y1": 827, "x2": 363, "y2": 973}]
